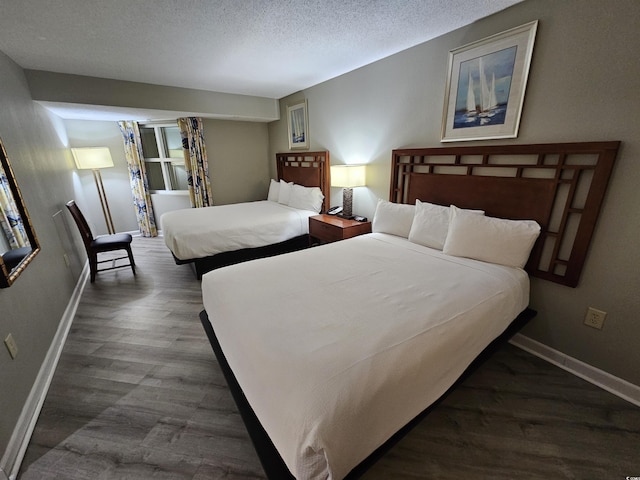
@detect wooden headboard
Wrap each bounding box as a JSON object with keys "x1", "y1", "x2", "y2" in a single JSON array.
[
  {"x1": 276, "y1": 151, "x2": 331, "y2": 212},
  {"x1": 390, "y1": 142, "x2": 620, "y2": 287}
]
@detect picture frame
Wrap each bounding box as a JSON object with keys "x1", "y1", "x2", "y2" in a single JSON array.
[
  {"x1": 287, "y1": 100, "x2": 309, "y2": 150},
  {"x1": 441, "y1": 20, "x2": 538, "y2": 142}
]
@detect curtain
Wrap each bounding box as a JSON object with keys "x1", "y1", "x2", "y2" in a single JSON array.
[
  {"x1": 0, "y1": 167, "x2": 28, "y2": 249},
  {"x1": 117, "y1": 121, "x2": 158, "y2": 237},
  {"x1": 177, "y1": 117, "x2": 213, "y2": 208}
]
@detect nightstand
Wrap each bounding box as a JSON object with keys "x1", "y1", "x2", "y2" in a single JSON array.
[{"x1": 309, "y1": 214, "x2": 372, "y2": 245}]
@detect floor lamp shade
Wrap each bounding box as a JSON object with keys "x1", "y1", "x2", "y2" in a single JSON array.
[
  {"x1": 71, "y1": 147, "x2": 116, "y2": 234},
  {"x1": 330, "y1": 165, "x2": 366, "y2": 219},
  {"x1": 71, "y1": 147, "x2": 115, "y2": 170}
]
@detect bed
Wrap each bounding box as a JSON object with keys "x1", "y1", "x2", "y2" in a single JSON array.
[
  {"x1": 162, "y1": 151, "x2": 330, "y2": 277},
  {"x1": 199, "y1": 141, "x2": 619, "y2": 479}
]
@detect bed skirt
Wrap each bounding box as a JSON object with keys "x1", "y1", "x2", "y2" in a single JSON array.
[{"x1": 174, "y1": 234, "x2": 310, "y2": 279}]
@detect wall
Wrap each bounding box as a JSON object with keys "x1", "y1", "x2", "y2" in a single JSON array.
[
  {"x1": 27, "y1": 71, "x2": 280, "y2": 122},
  {"x1": 203, "y1": 119, "x2": 270, "y2": 205},
  {"x1": 0, "y1": 52, "x2": 84, "y2": 459},
  {"x1": 268, "y1": 0, "x2": 640, "y2": 386}
]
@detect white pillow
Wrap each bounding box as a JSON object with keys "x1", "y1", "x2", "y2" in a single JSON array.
[
  {"x1": 267, "y1": 179, "x2": 280, "y2": 202},
  {"x1": 371, "y1": 199, "x2": 415, "y2": 238},
  {"x1": 288, "y1": 184, "x2": 324, "y2": 213},
  {"x1": 277, "y1": 180, "x2": 293, "y2": 204},
  {"x1": 443, "y1": 205, "x2": 541, "y2": 268},
  {"x1": 408, "y1": 200, "x2": 483, "y2": 250}
]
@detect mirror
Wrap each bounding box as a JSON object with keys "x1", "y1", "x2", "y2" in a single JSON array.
[{"x1": 0, "y1": 137, "x2": 40, "y2": 287}]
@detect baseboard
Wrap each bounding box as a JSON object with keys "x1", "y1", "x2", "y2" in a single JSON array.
[
  {"x1": 0, "y1": 263, "x2": 89, "y2": 480},
  {"x1": 510, "y1": 333, "x2": 640, "y2": 407}
]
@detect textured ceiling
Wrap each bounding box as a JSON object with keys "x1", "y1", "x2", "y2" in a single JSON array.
[{"x1": 0, "y1": 0, "x2": 522, "y2": 100}]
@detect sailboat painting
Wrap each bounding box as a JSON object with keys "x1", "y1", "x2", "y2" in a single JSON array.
[
  {"x1": 454, "y1": 46, "x2": 517, "y2": 129},
  {"x1": 441, "y1": 21, "x2": 538, "y2": 142},
  {"x1": 287, "y1": 100, "x2": 309, "y2": 149}
]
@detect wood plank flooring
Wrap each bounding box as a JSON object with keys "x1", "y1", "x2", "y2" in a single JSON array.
[{"x1": 18, "y1": 236, "x2": 640, "y2": 479}]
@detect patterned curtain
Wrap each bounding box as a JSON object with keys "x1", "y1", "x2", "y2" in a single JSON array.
[
  {"x1": 0, "y1": 167, "x2": 29, "y2": 249},
  {"x1": 117, "y1": 121, "x2": 158, "y2": 237},
  {"x1": 177, "y1": 117, "x2": 213, "y2": 208}
]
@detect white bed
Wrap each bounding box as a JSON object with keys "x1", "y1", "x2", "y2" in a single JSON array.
[
  {"x1": 161, "y1": 151, "x2": 331, "y2": 277},
  {"x1": 202, "y1": 233, "x2": 530, "y2": 479},
  {"x1": 162, "y1": 200, "x2": 317, "y2": 261}
]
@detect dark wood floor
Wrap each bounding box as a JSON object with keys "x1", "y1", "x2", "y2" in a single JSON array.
[{"x1": 18, "y1": 236, "x2": 640, "y2": 479}]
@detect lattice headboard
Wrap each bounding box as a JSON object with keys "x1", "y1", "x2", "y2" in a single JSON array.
[
  {"x1": 390, "y1": 142, "x2": 620, "y2": 287},
  {"x1": 276, "y1": 151, "x2": 331, "y2": 212}
]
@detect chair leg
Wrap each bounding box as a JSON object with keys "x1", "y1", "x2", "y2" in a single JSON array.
[
  {"x1": 126, "y1": 246, "x2": 136, "y2": 275},
  {"x1": 89, "y1": 254, "x2": 98, "y2": 283}
]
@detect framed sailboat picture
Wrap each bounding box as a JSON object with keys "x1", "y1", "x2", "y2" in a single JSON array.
[
  {"x1": 287, "y1": 100, "x2": 309, "y2": 150},
  {"x1": 441, "y1": 21, "x2": 538, "y2": 142}
]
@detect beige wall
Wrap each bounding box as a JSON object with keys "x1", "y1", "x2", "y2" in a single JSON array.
[
  {"x1": 269, "y1": 0, "x2": 640, "y2": 385},
  {"x1": 26, "y1": 70, "x2": 279, "y2": 122},
  {"x1": 0, "y1": 52, "x2": 84, "y2": 456},
  {"x1": 203, "y1": 119, "x2": 270, "y2": 205}
]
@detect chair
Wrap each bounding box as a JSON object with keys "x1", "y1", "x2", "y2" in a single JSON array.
[{"x1": 66, "y1": 200, "x2": 136, "y2": 282}]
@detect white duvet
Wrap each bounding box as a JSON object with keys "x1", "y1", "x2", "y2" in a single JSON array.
[
  {"x1": 161, "y1": 200, "x2": 317, "y2": 260},
  {"x1": 201, "y1": 233, "x2": 529, "y2": 479}
]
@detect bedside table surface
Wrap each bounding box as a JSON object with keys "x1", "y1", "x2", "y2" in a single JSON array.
[
  {"x1": 309, "y1": 214, "x2": 372, "y2": 244},
  {"x1": 310, "y1": 214, "x2": 367, "y2": 228}
]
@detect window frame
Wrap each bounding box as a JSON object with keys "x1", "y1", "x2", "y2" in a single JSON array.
[{"x1": 140, "y1": 122, "x2": 189, "y2": 195}]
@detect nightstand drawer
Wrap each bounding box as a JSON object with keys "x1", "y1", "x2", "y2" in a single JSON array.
[{"x1": 309, "y1": 218, "x2": 343, "y2": 242}]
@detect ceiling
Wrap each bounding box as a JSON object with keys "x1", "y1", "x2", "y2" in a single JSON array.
[{"x1": 0, "y1": 0, "x2": 522, "y2": 119}]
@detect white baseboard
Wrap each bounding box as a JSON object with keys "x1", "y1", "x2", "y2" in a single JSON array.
[
  {"x1": 0, "y1": 264, "x2": 88, "y2": 480},
  {"x1": 510, "y1": 333, "x2": 640, "y2": 407}
]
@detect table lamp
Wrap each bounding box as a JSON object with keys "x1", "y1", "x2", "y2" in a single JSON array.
[{"x1": 330, "y1": 165, "x2": 366, "y2": 219}]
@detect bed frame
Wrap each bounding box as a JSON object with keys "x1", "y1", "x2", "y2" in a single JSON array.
[
  {"x1": 174, "y1": 151, "x2": 331, "y2": 278},
  {"x1": 200, "y1": 141, "x2": 619, "y2": 478}
]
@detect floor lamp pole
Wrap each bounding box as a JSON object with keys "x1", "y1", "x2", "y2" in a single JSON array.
[{"x1": 92, "y1": 168, "x2": 115, "y2": 235}]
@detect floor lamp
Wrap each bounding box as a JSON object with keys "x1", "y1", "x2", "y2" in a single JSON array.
[
  {"x1": 330, "y1": 165, "x2": 366, "y2": 219},
  {"x1": 71, "y1": 147, "x2": 116, "y2": 234}
]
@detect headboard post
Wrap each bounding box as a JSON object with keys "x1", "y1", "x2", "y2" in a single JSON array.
[{"x1": 390, "y1": 142, "x2": 620, "y2": 287}]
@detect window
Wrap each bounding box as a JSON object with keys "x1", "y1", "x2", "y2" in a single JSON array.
[{"x1": 139, "y1": 124, "x2": 188, "y2": 193}]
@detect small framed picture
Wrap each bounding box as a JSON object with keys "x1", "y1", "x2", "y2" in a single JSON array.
[
  {"x1": 287, "y1": 100, "x2": 309, "y2": 150},
  {"x1": 441, "y1": 21, "x2": 538, "y2": 142}
]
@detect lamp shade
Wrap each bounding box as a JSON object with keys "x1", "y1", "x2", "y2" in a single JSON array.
[
  {"x1": 330, "y1": 165, "x2": 366, "y2": 188},
  {"x1": 71, "y1": 147, "x2": 114, "y2": 170}
]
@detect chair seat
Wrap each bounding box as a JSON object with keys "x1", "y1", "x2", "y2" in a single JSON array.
[{"x1": 91, "y1": 233, "x2": 133, "y2": 251}]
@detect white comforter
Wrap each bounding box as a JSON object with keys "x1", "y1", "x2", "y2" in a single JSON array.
[
  {"x1": 161, "y1": 200, "x2": 317, "y2": 260},
  {"x1": 201, "y1": 233, "x2": 529, "y2": 479}
]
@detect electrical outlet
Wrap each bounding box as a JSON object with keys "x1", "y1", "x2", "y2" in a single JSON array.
[
  {"x1": 63, "y1": 253, "x2": 70, "y2": 268},
  {"x1": 584, "y1": 307, "x2": 606, "y2": 330},
  {"x1": 4, "y1": 333, "x2": 18, "y2": 359}
]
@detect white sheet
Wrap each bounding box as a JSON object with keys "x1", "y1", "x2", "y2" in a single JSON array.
[
  {"x1": 201, "y1": 233, "x2": 530, "y2": 479},
  {"x1": 161, "y1": 200, "x2": 317, "y2": 260}
]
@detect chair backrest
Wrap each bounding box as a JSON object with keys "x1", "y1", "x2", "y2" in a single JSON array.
[{"x1": 66, "y1": 200, "x2": 95, "y2": 249}]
